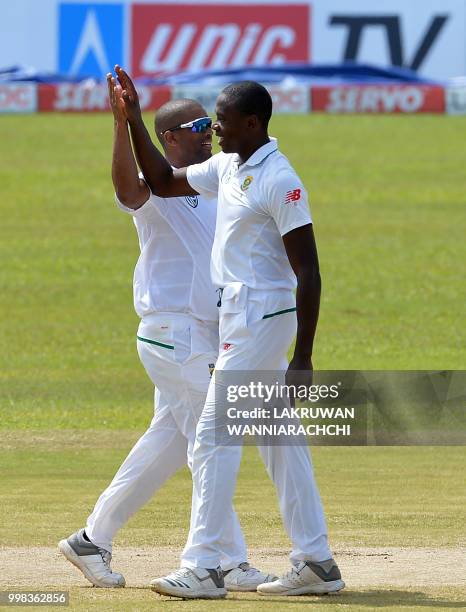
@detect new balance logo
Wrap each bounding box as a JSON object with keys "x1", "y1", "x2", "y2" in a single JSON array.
[{"x1": 284, "y1": 188, "x2": 301, "y2": 204}]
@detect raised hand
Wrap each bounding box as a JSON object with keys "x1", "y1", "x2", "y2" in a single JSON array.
[
  {"x1": 107, "y1": 73, "x2": 127, "y2": 123},
  {"x1": 115, "y1": 65, "x2": 142, "y2": 123}
]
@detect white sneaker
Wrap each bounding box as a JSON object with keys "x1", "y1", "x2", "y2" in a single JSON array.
[
  {"x1": 223, "y1": 562, "x2": 277, "y2": 592},
  {"x1": 257, "y1": 559, "x2": 344, "y2": 596},
  {"x1": 150, "y1": 567, "x2": 226, "y2": 599},
  {"x1": 58, "y1": 529, "x2": 125, "y2": 588}
]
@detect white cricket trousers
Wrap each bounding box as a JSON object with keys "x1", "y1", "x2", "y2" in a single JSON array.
[
  {"x1": 85, "y1": 312, "x2": 247, "y2": 570},
  {"x1": 181, "y1": 286, "x2": 332, "y2": 569}
]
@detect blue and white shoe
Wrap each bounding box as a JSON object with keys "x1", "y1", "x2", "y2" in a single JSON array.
[{"x1": 150, "y1": 566, "x2": 226, "y2": 599}]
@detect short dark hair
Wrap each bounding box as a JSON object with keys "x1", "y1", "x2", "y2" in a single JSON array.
[
  {"x1": 154, "y1": 99, "x2": 206, "y2": 146},
  {"x1": 221, "y1": 81, "x2": 272, "y2": 129}
]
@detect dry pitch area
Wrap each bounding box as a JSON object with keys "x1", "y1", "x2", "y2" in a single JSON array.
[
  {"x1": 1, "y1": 545, "x2": 465, "y2": 610},
  {"x1": 2, "y1": 544, "x2": 465, "y2": 589}
]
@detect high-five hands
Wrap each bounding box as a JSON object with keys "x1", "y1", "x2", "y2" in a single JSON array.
[
  {"x1": 106, "y1": 73, "x2": 127, "y2": 123},
  {"x1": 114, "y1": 65, "x2": 142, "y2": 123}
]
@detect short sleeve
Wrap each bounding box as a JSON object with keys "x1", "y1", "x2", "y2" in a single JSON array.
[
  {"x1": 263, "y1": 170, "x2": 312, "y2": 236},
  {"x1": 115, "y1": 173, "x2": 158, "y2": 219},
  {"x1": 186, "y1": 154, "x2": 220, "y2": 199}
]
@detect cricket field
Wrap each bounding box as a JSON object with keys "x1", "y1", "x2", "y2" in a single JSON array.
[{"x1": 0, "y1": 112, "x2": 465, "y2": 610}]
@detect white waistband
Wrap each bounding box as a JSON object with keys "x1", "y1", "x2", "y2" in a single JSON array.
[
  {"x1": 140, "y1": 311, "x2": 218, "y2": 331},
  {"x1": 219, "y1": 285, "x2": 294, "y2": 302}
]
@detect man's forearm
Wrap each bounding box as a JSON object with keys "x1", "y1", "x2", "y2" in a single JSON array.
[
  {"x1": 127, "y1": 116, "x2": 173, "y2": 194},
  {"x1": 282, "y1": 224, "x2": 321, "y2": 366},
  {"x1": 112, "y1": 119, "x2": 146, "y2": 204},
  {"x1": 293, "y1": 267, "x2": 321, "y2": 361}
]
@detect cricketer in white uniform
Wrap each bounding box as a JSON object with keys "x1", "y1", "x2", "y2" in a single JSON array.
[
  {"x1": 119, "y1": 68, "x2": 345, "y2": 599},
  {"x1": 57, "y1": 75, "x2": 275, "y2": 592}
]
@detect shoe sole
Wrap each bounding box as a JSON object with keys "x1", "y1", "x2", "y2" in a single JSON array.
[
  {"x1": 226, "y1": 579, "x2": 278, "y2": 592},
  {"x1": 225, "y1": 573, "x2": 278, "y2": 592},
  {"x1": 258, "y1": 579, "x2": 345, "y2": 596},
  {"x1": 226, "y1": 584, "x2": 265, "y2": 592},
  {"x1": 151, "y1": 583, "x2": 227, "y2": 599},
  {"x1": 58, "y1": 540, "x2": 125, "y2": 589}
]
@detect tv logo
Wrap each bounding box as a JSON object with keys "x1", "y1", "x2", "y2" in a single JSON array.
[
  {"x1": 59, "y1": 3, "x2": 124, "y2": 78},
  {"x1": 329, "y1": 14, "x2": 448, "y2": 72}
]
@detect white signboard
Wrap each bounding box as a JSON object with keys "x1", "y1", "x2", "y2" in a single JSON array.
[
  {"x1": 0, "y1": 84, "x2": 37, "y2": 113},
  {"x1": 446, "y1": 86, "x2": 466, "y2": 114},
  {"x1": 312, "y1": 0, "x2": 466, "y2": 80},
  {"x1": 173, "y1": 84, "x2": 310, "y2": 113}
]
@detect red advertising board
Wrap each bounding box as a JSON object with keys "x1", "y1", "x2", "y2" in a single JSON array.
[
  {"x1": 38, "y1": 84, "x2": 171, "y2": 112},
  {"x1": 0, "y1": 84, "x2": 37, "y2": 113},
  {"x1": 312, "y1": 85, "x2": 445, "y2": 113},
  {"x1": 131, "y1": 3, "x2": 311, "y2": 78}
]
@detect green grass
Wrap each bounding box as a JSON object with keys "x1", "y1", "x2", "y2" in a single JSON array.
[
  {"x1": 64, "y1": 588, "x2": 466, "y2": 611},
  {"x1": 17, "y1": 586, "x2": 466, "y2": 612},
  {"x1": 1, "y1": 433, "x2": 464, "y2": 549},
  {"x1": 0, "y1": 114, "x2": 465, "y2": 428}
]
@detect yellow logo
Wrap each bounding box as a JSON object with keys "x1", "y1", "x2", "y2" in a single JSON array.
[{"x1": 241, "y1": 175, "x2": 253, "y2": 191}]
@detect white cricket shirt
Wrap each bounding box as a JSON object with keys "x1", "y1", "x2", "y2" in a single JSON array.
[
  {"x1": 116, "y1": 176, "x2": 218, "y2": 322},
  {"x1": 186, "y1": 138, "x2": 312, "y2": 291}
]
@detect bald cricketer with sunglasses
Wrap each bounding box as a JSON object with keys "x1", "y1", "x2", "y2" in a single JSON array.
[{"x1": 57, "y1": 75, "x2": 275, "y2": 592}]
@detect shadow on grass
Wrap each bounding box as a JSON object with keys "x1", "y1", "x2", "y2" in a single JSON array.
[{"x1": 151, "y1": 589, "x2": 466, "y2": 607}]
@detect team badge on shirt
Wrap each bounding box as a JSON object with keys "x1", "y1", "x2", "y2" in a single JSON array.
[
  {"x1": 284, "y1": 188, "x2": 301, "y2": 204},
  {"x1": 209, "y1": 363, "x2": 215, "y2": 377},
  {"x1": 185, "y1": 195, "x2": 199, "y2": 208},
  {"x1": 240, "y1": 175, "x2": 253, "y2": 191}
]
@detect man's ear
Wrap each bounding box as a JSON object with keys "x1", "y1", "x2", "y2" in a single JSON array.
[
  {"x1": 163, "y1": 131, "x2": 177, "y2": 147},
  {"x1": 247, "y1": 115, "x2": 259, "y2": 131}
]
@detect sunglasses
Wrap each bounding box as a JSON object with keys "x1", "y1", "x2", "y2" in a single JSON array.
[{"x1": 164, "y1": 116, "x2": 212, "y2": 134}]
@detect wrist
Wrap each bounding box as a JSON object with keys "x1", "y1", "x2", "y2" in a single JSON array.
[
  {"x1": 127, "y1": 113, "x2": 144, "y2": 127},
  {"x1": 291, "y1": 351, "x2": 312, "y2": 365}
]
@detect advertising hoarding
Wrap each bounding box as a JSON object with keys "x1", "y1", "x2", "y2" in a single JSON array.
[
  {"x1": 0, "y1": 84, "x2": 37, "y2": 113},
  {"x1": 0, "y1": 1, "x2": 464, "y2": 81}
]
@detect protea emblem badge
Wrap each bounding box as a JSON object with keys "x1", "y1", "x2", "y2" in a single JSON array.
[{"x1": 241, "y1": 175, "x2": 253, "y2": 191}]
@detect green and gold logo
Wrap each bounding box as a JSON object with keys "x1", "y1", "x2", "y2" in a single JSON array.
[{"x1": 240, "y1": 175, "x2": 253, "y2": 191}]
